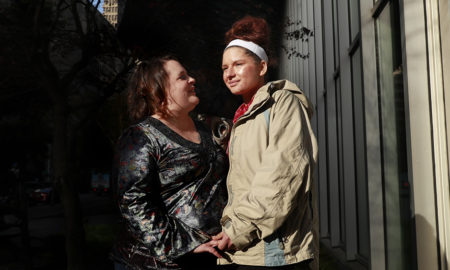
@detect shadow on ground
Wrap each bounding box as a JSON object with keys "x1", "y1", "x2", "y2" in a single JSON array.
[{"x1": 1, "y1": 193, "x2": 345, "y2": 270}]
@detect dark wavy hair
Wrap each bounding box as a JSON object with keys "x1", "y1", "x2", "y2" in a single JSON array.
[
  {"x1": 127, "y1": 55, "x2": 177, "y2": 122},
  {"x1": 225, "y1": 15, "x2": 271, "y2": 63}
]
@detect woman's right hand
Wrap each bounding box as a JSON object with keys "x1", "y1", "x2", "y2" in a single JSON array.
[
  {"x1": 212, "y1": 231, "x2": 234, "y2": 251},
  {"x1": 193, "y1": 240, "x2": 223, "y2": 258}
]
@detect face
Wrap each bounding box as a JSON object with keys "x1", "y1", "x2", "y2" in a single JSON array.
[
  {"x1": 163, "y1": 60, "x2": 198, "y2": 114},
  {"x1": 222, "y1": 47, "x2": 267, "y2": 102}
]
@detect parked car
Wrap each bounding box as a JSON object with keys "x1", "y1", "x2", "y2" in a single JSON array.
[
  {"x1": 25, "y1": 181, "x2": 58, "y2": 204},
  {"x1": 91, "y1": 172, "x2": 110, "y2": 195}
]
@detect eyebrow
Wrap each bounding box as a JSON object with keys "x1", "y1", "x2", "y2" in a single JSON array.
[{"x1": 222, "y1": 59, "x2": 242, "y2": 68}]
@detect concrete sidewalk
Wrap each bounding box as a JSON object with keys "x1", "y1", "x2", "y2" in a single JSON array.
[{"x1": 0, "y1": 192, "x2": 120, "y2": 269}]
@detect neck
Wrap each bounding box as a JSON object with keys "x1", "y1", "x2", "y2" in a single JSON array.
[
  {"x1": 152, "y1": 111, "x2": 200, "y2": 144},
  {"x1": 152, "y1": 111, "x2": 193, "y2": 129},
  {"x1": 242, "y1": 82, "x2": 264, "y2": 103}
]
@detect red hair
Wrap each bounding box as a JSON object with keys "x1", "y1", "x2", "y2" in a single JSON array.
[{"x1": 225, "y1": 16, "x2": 270, "y2": 56}]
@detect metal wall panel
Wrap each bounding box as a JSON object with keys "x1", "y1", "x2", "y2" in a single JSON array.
[
  {"x1": 312, "y1": 0, "x2": 330, "y2": 240},
  {"x1": 359, "y1": 0, "x2": 386, "y2": 268},
  {"x1": 322, "y1": 0, "x2": 341, "y2": 247},
  {"x1": 438, "y1": 0, "x2": 450, "y2": 266},
  {"x1": 401, "y1": 0, "x2": 439, "y2": 269},
  {"x1": 337, "y1": 0, "x2": 358, "y2": 260}
]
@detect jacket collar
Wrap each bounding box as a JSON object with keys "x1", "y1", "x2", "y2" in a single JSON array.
[
  {"x1": 233, "y1": 82, "x2": 272, "y2": 125},
  {"x1": 234, "y1": 79, "x2": 313, "y2": 125}
]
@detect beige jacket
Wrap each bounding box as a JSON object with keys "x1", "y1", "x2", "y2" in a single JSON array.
[{"x1": 218, "y1": 80, "x2": 319, "y2": 268}]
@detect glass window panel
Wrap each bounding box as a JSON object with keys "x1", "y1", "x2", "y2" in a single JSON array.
[
  {"x1": 326, "y1": 79, "x2": 341, "y2": 247},
  {"x1": 352, "y1": 47, "x2": 370, "y2": 261},
  {"x1": 349, "y1": 0, "x2": 360, "y2": 42},
  {"x1": 335, "y1": 77, "x2": 345, "y2": 246},
  {"x1": 332, "y1": 0, "x2": 340, "y2": 69},
  {"x1": 376, "y1": 1, "x2": 412, "y2": 269}
]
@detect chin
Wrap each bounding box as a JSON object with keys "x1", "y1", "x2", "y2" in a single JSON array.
[
  {"x1": 189, "y1": 99, "x2": 200, "y2": 109},
  {"x1": 231, "y1": 89, "x2": 247, "y2": 96},
  {"x1": 228, "y1": 86, "x2": 240, "y2": 94}
]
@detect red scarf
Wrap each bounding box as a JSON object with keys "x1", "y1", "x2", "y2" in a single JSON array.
[
  {"x1": 228, "y1": 96, "x2": 255, "y2": 155},
  {"x1": 232, "y1": 96, "x2": 255, "y2": 124}
]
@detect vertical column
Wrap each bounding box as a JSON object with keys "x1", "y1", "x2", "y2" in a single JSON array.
[
  {"x1": 401, "y1": 0, "x2": 439, "y2": 269},
  {"x1": 426, "y1": 0, "x2": 450, "y2": 269},
  {"x1": 289, "y1": 0, "x2": 294, "y2": 81},
  {"x1": 313, "y1": 0, "x2": 329, "y2": 241},
  {"x1": 337, "y1": 0, "x2": 357, "y2": 260},
  {"x1": 359, "y1": 0, "x2": 385, "y2": 268},
  {"x1": 295, "y1": 0, "x2": 302, "y2": 87},
  {"x1": 301, "y1": 0, "x2": 309, "y2": 98},
  {"x1": 323, "y1": 0, "x2": 341, "y2": 247},
  {"x1": 439, "y1": 0, "x2": 450, "y2": 266}
]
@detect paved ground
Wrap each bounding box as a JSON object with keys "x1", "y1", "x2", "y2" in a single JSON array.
[
  {"x1": 0, "y1": 193, "x2": 120, "y2": 270},
  {"x1": 0, "y1": 194, "x2": 346, "y2": 270}
]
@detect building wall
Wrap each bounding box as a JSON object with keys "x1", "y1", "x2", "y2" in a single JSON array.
[
  {"x1": 103, "y1": 0, "x2": 118, "y2": 27},
  {"x1": 401, "y1": 0, "x2": 450, "y2": 269},
  {"x1": 279, "y1": 0, "x2": 450, "y2": 269}
]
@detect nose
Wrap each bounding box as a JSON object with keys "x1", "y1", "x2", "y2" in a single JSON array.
[
  {"x1": 189, "y1": 76, "x2": 195, "y2": 84},
  {"x1": 224, "y1": 68, "x2": 235, "y2": 80}
]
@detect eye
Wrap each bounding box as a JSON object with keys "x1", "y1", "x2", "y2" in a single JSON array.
[
  {"x1": 222, "y1": 66, "x2": 228, "y2": 71},
  {"x1": 178, "y1": 74, "x2": 187, "y2": 80}
]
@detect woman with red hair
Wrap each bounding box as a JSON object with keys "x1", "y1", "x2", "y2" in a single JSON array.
[{"x1": 214, "y1": 16, "x2": 319, "y2": 270}]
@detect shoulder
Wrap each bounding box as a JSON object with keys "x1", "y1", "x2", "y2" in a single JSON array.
[
  {"x1": 271, "y1": 88, "x2": 302, "y2": 111},
  {"x1": 117, "y1": 119, "x2": 154, "y2": 149},
  {"x1": 194, "y1": 119, "x2": 218, "y2": 148},
  {"x1": 194, "y1": 119, "x2": 209, "y2": 132},
  {"x1": 263, "y1": 82, "x2": 311, "y2": 124},
  {"x1": 265, "y1": 80, "x2": 299, "y2": 101},
  {"x1": 267, "y1": 80, "x2": 301, "y2": 93},
  {"x1": 268, "y1": 80, "x2": 314, "y2": 117}
]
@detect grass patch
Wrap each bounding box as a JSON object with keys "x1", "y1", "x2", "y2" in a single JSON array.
[
  {"x1": 85, "y1": 223, "x2": 121, "y2": 246},
  {"x1": 84, "y1": 223, "x2": 122, "y2": 270}
]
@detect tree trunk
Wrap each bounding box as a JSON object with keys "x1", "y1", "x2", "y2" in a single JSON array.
[{"x1": 53, "y1": 104, "x2": 86, "y2": 270}]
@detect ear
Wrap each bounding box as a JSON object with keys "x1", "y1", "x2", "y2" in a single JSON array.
[{"x1": 259, "y1": 60, "x2": 268, "y2": 77}]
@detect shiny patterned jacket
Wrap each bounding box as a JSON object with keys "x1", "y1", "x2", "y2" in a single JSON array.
[{"x1": 110, "y1": 117, "x2": 228, "y2": 270}]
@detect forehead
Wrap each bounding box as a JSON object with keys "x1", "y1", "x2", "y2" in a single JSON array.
[
  {"x1": 222, "y1": 47, "x2": 252, "y2": 63},
  {"x1": 164, "y1": 60, "x2": 185, "y2": 75}
]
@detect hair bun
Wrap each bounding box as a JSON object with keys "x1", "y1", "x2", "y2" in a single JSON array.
[{"x1": 225, "y1": 16, "x2": 270, "y2": 53}]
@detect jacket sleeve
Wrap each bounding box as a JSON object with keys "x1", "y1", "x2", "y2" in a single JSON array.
[
  {"x1": 222, "y1": 91, "x2": 315, "y2": 250},
  {"x1": 115, "y1": 127, "x2": 209, "y2": 262}
]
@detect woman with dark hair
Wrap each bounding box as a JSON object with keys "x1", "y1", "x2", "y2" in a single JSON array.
[
  {"x1": 214, "y1": 16, "x2": 319, "y2": 270},
  {"x1": 110, "y1": 55, "x2": 228, "y2": 270}
]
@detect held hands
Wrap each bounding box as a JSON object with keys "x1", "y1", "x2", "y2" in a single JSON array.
[
  {"x1": 193, "y1": 239, "x2": 222, "y2": 258},
  {"x1": 193, "y1": 231, "x2": 234, "y2": 258},
  {"x1": 212, "y1": 231, "x2": 234, "y2": 251}
]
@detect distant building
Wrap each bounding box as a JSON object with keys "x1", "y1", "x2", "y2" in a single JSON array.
[{"x1": 102, "y1": 0, "x2": 118, "y2": 27}]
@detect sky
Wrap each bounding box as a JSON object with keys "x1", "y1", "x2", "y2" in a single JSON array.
[{"x1": 96, "y1": 0, "x2": 103, "y2": 13}]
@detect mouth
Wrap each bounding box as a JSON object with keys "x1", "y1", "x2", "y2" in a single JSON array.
[{"x1": 227, "y1": 80, "x2": 239, "y2": 87}]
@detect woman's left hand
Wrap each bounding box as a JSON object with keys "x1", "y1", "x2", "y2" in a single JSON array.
[{"x1": 193, "y1": 240, "x2": 223, "y2": 258}]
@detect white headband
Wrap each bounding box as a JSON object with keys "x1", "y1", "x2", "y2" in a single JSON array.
[{"x1": 225, "y1": 39, "x2": 268, "y2": 62}]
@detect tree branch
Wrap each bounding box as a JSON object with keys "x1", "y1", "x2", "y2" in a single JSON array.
[{"x1": 73, "y1": 61, "x2": 135, "y2": 132}]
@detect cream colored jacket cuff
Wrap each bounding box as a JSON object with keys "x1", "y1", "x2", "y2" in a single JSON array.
[{"x1": 220, "y1": 214, "x2": 261, "y2": 250}]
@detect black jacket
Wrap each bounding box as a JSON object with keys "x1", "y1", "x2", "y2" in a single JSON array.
[{"x1": 111, "y1": 117, "x2": 228, "y2": 269}]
